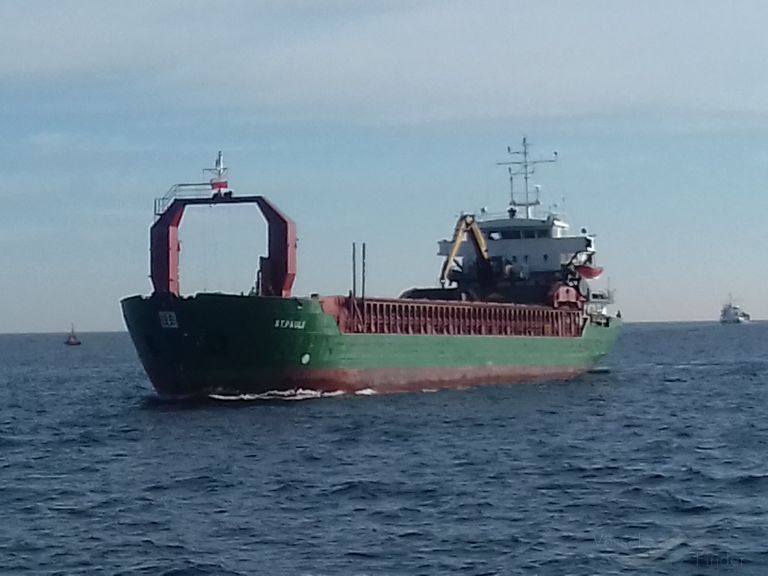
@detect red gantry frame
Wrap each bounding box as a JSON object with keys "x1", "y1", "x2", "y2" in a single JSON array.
[{"x1": 150, "y1": 194, "x2": 297, "y2": 298}]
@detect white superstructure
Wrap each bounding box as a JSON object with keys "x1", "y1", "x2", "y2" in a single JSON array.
[
  {"x1": 438, "y1": 137, "x2": 598, "y2": 283},
  {"x1": 720, "y1": 295, "x2": 750, "y2": 324},
  {"x1": 438, "y1": 212, "x2": 595, "y2": 276}
]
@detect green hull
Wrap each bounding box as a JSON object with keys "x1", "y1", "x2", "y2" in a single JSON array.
[{"x1": 121, "y1": 293, "x2": 621, "y2": 398}]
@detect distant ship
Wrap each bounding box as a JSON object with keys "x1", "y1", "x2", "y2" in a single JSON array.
[
  {"x1": 720, "y1": 296, "x2": 750, "y2": 324},
  {"x1": 122, "y1": 143, "x2": 621, "y2": 398},
  {"x1": 65, "y1": 325, "x2": 81, "y2": 346}
]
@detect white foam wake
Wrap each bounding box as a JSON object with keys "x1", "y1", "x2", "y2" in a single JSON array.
[{"x1": 209, "y1": 388, "x2": 346, "y2": 401}]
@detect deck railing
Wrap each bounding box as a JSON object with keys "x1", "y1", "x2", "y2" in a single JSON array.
[
  {"x1": 320, "y1": 296, "x2": 585, "y2": 338},
  {"x1": 154, "y1": 182, "x2": 222, "y2": 216}
]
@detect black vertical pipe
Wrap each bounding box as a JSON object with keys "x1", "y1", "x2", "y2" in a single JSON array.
[
  {"x1": 352, "y1": 242, "x2": 357, "y2": 299},
  {"x1": 362, "y1": 242, "x2": 367, "y2": 329}
]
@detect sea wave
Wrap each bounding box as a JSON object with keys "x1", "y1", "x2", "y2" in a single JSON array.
[{"x1": 3, "y1": 327, "x2": 768, "y2": 575}]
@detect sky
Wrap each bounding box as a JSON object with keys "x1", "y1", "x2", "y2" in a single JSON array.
[{"x1": 2, "y1": 0, "x2": 768, "y2": 332}]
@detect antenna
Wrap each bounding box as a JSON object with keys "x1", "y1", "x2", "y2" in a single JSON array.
[
  {"x1": 204, "y1": 151, "x2": 230, "y2": 194},
  {"x1": 497, "y1": 137, "x2": 558, "y2": 218},
  {"x1": 506, "y1": 168, "x2": 518, "y2": 218},
  {"x1": 204, "y1": 151, "x2": 228, "y2": 179}
]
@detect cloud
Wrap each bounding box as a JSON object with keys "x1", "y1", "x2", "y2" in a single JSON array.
[{"x1": 3, "y1": 1, "x2": 768, "y2": 123}]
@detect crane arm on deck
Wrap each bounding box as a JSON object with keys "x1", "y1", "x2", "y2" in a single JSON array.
[{"x1": 439, "y1": 215, "x2": 490, "y2": 287}]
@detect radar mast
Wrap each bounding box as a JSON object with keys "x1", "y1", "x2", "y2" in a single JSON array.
[{"x1": 497, "y1": 137, "x2": 558, "y2": 218}]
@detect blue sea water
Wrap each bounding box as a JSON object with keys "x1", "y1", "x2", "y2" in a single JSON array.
[{"x1": 1, "y1": 323, "x2": 767, "y2": 575}]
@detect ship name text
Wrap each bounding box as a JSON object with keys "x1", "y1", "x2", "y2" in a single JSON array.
[{"x1": 274, "y1": 319, "x2": 306, "y2": 330}]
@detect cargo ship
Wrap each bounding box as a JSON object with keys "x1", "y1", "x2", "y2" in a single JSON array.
[{"x1": 122, "y1": 143, "x2": 621, "y2": 398}]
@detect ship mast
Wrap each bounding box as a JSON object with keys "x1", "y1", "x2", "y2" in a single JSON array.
[
  {"x1": 204, "y1": 150, "x2": 229, "y2": 192},
  {"x1": 497, "y1": 137, "x2": 558, "y2": 219}
]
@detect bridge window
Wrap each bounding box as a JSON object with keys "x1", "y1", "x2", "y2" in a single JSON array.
[{"x1": 523, "y1": 230, "x2": 536, "y2": 239}]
